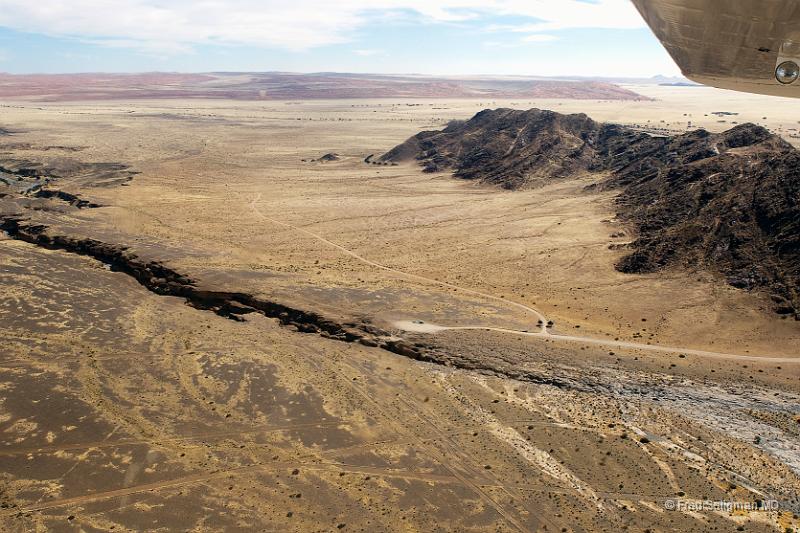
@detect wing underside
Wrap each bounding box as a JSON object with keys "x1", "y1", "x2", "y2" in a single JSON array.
[{"x1": 632, "y1": 0, "x2": 800, "y2": 97}]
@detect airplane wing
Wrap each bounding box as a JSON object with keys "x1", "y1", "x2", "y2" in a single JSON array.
[{"x1": 632, "y1": 0, "x2": 800, "y2": 97}]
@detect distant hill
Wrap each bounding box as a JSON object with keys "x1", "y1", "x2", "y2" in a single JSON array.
[
  {"x1": 658, "y1": 82, "x2": 700, "y2": 87},
  {"x1": 0, "y1": 72, "x2": 647, "y2": 102},
  {"x1": 382, "y1": 108, "x2": 800, "y2": 316}
]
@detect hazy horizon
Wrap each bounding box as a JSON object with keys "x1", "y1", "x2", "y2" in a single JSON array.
[{"x1": 0, "y1": 70, "x2": 686, "y2": 81}]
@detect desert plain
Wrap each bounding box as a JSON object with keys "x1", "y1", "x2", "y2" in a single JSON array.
[{"x1": 0, "y1": 82, "x2": 799, "y2": 532}]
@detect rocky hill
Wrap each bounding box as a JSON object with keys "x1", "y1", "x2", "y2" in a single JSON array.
[
  {"x1": 379, "y1": 108, "x2": 608, "y2": 188},
  {"x1": 382, "y1": 109, "x2": 800, "y2": 316},
  {"x1": 609, "y1": 124, "x2": 800, "y2": 318}
]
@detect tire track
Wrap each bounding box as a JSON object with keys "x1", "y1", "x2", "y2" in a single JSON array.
[
  {"x1": 248, "y1": 193, "x2": 549, "y2": 332},
  {"x1": 393, "y1": 321, "x2": 800, "y2": 363},
  {"x1": 326, "y1": 345, "x2": 533, "y2": 533}
]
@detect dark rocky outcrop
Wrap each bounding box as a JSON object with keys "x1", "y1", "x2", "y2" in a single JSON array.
[
  {"x1": 0, "y1": 214, "x2": 584, "y2": 388},
  {"x1": 383, "y1": 108, "x2": 800, "y2": 316},
  {"x1": 315, "y1": 153, "x2": 340, "y2": 162},
  {"x1": 608, "y1": 124, "x2": 800, "y2": 318},
  {"x1": 0, "y1": 217, "x2": 434, "y2": 360},
  {"x1": 0, "y1": 158, "x2": 136, "y2": 198},
  {"x1": 32, "y1": 189, "x2": 101, "y2": 208},
  {"x1": 380, "y1": 109, "x2": 609, "y2": 189}
]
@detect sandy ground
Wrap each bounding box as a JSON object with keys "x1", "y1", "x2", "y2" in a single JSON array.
[{"x1": 0, "y1": 87, "x2": 799, "y2": 531}]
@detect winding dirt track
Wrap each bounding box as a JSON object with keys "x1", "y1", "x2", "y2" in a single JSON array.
[
  {"x1": 248, "y1": 194, "x2": 549, "y2": 328},
  {"x1": 392, "y1": 321, "x2": 800, "y2": 363},
  {"x1": 249, "y1": 194, "x2": 800, "y2": 365}
]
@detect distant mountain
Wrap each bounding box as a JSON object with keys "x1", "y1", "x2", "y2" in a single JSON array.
[
  {"x1": 557, "y1": 74, "x2": 694, "y2": 85},
  {"x1": 658, "y1": 82, "x2": 701, "y2": 87},
  {"x1": 382, "y1": 109, "x2": 800, "y2": 316},
  {"x1": 0, "y1": 72, "x2": 648, "y2": 102},
  {"x1": 648, "y1": 75, "x2": 695, "y2": 85}
]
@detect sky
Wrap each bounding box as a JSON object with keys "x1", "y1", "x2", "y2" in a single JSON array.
[{"x1": 0, "y1": 0, "x2": 681, "y2": 77}]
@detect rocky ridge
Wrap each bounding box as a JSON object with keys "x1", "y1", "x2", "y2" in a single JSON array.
[{"x1": 382, "y1": 108, "x2": 800, "y2": 316}]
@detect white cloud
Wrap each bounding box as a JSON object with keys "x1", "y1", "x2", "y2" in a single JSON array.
[
  {"x1": 86, "y1": 39, "x2": 193, "y2": 56},
  {"x1": 354, "y1": 49, "x2": 384, "y2": 56},
  {"x1": 488, "y1": 0, "x2": 644, "y2": 32},
  {"x1": 0, "y1": 0, "x2": 644, "y2": 53},
  {"x1": 521, "y1": 34, "x2": 558, "y2": 43},
  {"x1": 482, "y1": 33, "x2": 557, "y2": 49}
]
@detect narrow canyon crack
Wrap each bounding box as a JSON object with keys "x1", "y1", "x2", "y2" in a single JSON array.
[
  {"x1": 0, "y1": 216, "x2": 582, "y2": 390},
  {"x1": 0, "y1": 217, "x2": 424, "y2": 357}
]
